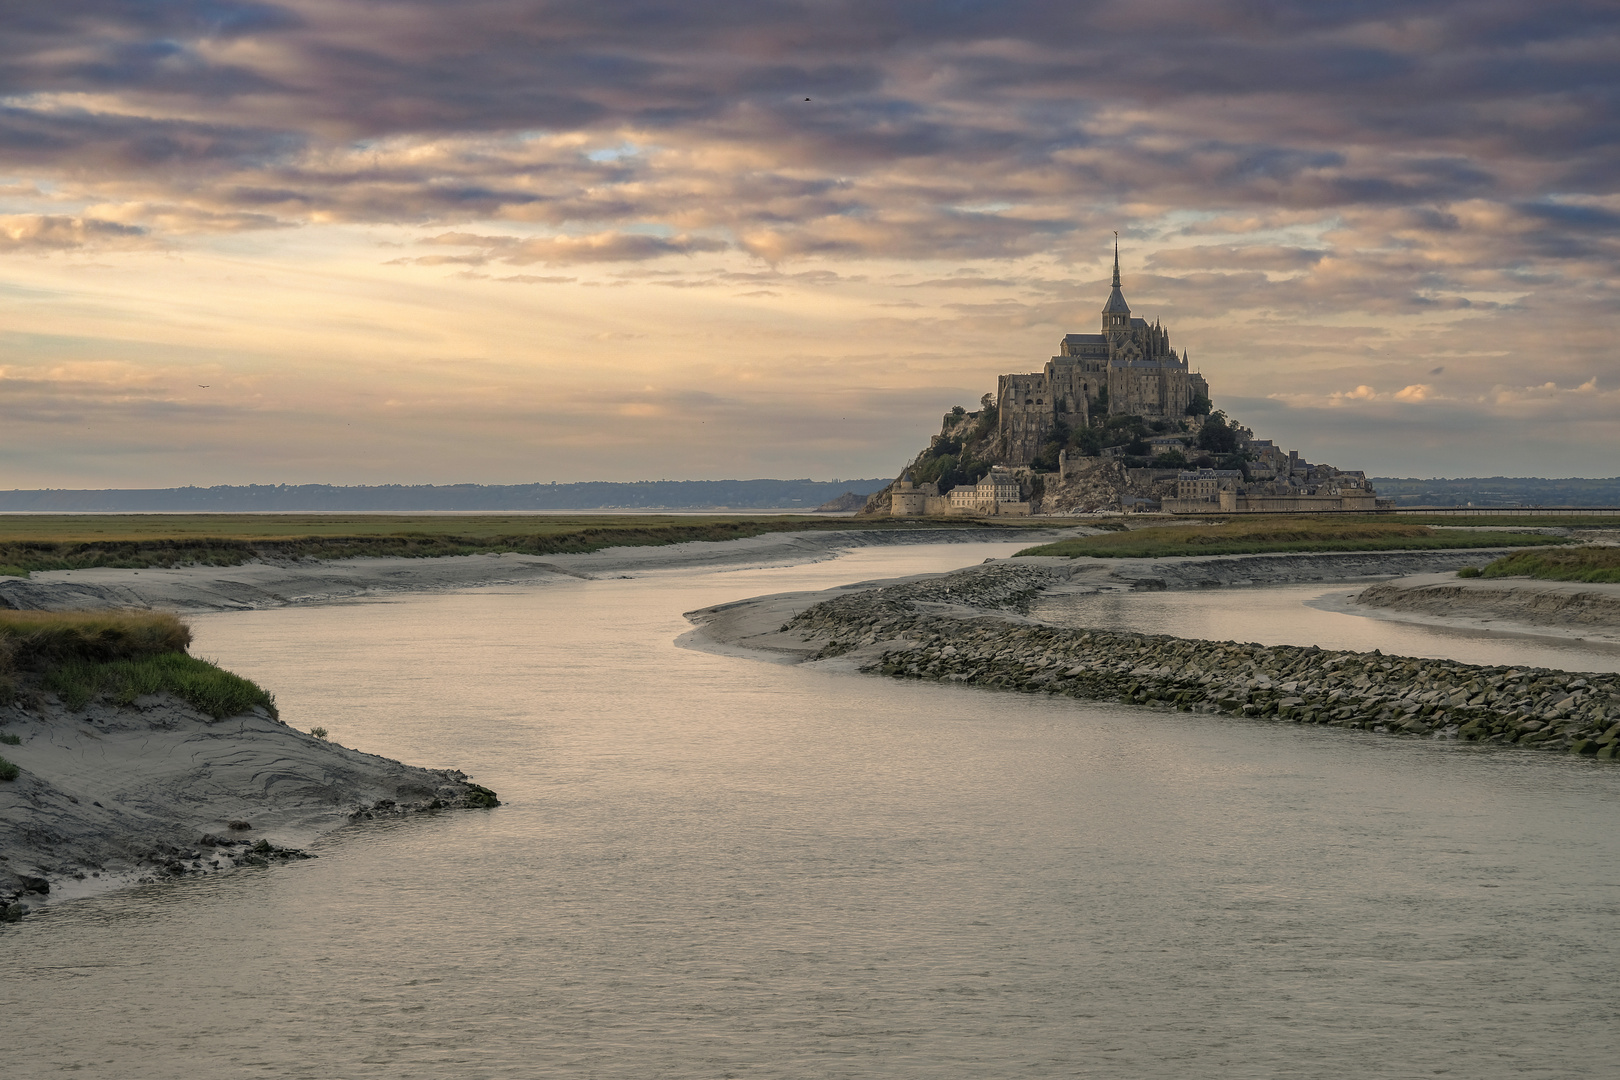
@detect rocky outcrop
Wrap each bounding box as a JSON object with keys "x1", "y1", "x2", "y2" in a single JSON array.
[
  {"x1": 0, "y1": 692, "x2": 498, "y2": 913},
  {"x1": 781, "y1": 561, "x2": 1620, "y2": 759}
]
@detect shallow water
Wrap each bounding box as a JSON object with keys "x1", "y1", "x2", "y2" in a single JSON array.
[
  {"x1": 7, "y1": 545, "x2": 1620, "y2": 1078},
  {"x1": 1038, "y1": 583, "x2": 1620, "y2": 673}
]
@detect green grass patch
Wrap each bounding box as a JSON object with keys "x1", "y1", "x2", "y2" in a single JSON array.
[
  {"x1": 1016, "y1": 519, "x2": 1573, "y2": 559},
  {"x1": 0, "y1": 610, "x2": 275, "y2": 719},
  {"x1": 0, "y1": 513, "x2": 1047, "y2": 574},
  {"x1": 0, "y1": 733, "x2": 19, "y2": 745},
  {"x1": 0, "y1": 756, "x2": 17, "y2": 781},
  {"x1": 40, "y1": 651, "x2": 275, "y2": 718},
  {"x1": 1477, "y1": 546, "x2": 1620, "y2": 583}
]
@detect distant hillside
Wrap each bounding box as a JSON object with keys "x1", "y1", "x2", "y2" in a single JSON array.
[
  {"x1": 1372, "y1": 477, "x2": 1620, "y2": 508},
  {"x1": 0, "y1": 479, "x2": 890, "y2": 513}
]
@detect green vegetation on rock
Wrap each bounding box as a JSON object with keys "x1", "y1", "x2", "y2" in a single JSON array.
[
  {"x1": 0, "y1": 755, "x2": 17, "y2": 781},
  {"x1": 0, "y1": 610, "x2": 275, "y2": 718},
  {"x1": 1477, "y1": 546, "x2": 1620, "y2": 583},
  {"x1": 1016, "y1": 518, "x2": 1573, "y2": 559}
]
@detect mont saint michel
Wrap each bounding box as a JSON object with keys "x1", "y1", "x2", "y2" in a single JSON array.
[
  {"x1": 5, "y1": 4, "x2": 1618, "y2": 1078},
  {"x1": 874, "y1": 247, "x2": 1381, "y2": 518}
]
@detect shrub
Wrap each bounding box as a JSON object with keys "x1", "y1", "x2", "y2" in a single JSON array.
[
  {"x1": 1457, "y1": 566, "x2": 1482, "y2": 578},
  {"x1": 0, "y1": 733, "x2": 19, "y2": 745},
  {"x1": 0, "y1": 756, "x2": 18, "y2": 781},
  {"x1": 309, "y1": 727, "x2": 329, "y2": 740}
]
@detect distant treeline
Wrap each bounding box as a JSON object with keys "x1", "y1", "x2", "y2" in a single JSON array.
[
  {"x1": 1372, "y1": 477, "x2": 1620, "y2": 508},
  {"x1": 0, "y1": 479, "x2": 889, "y2": 513}
]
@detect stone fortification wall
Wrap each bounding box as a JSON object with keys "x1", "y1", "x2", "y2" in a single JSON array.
[{"x1": 782, "y1": 562, "x2": 1620, "y2": 757}]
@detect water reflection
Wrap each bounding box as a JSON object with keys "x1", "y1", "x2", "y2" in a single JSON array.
[{"x1": 6, "y1": 545, "x2": 1620, "y2": 1079}]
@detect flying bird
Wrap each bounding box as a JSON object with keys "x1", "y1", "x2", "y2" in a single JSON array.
[{"x1": 197, "y1": 384, "x2": 210, "y2": 388}]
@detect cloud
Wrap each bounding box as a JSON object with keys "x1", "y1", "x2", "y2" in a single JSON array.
[
  {"x1": 0, "y1": 214, "x2": 146, "y2": 250},
  {"x1": 1, "y1": 1, "x2": 1619, "y2": 481},
  {"x1": 408, "y1": 230, "x2": 728, "y2": 265}
]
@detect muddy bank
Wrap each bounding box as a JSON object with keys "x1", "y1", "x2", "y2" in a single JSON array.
[
  {"x1": 0, "y1": 526, "x2": 1088, "y2": 613},
  {"x1": 689, "y1": 558, "x2": 1620, "y2": 760},
  {"x1": 1089, "y1": 547, "x2": 1519, "y2": 591},
  {"x1": 0, "y1": 693, "x2": 497, "y2": 915},
  {"x1": 1354, "y1": 574, "x2": 1620, "y2": 641}
]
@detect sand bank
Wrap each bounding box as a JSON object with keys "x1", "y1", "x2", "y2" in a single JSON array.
[
  {"x1": 0, "y1": 692, "x2": 497, "y2": 911},
  {"x1": 0, "y1": 526, "x2": 1086, "y2": 613},
  {"x1": 1347, "y1": 573, "x2": 1620, "y2": 644}
]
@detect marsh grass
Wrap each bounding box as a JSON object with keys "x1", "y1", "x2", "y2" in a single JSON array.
[
  {"x1": 0, "y1": 516, "x2": 1041, "y2": 575},
  {"x1": 0, "y1": 610, "x2": 192, "y2": 667},
  {"x1": 41, "y1": 652, "x2": 275, "y2": 717},
  {"x1": 1016, "y1": 519, "x2": 1573, "y2": 559},
  {"x1": 1478, "y1": 546, "x2": 1620, "y2": 583},
  {"x1": 0, "y1": 610, "x2": 275, "y2": 719}
]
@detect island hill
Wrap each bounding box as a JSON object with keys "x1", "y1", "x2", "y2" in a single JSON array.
[{"x1": 865, "y1": 246, "x2": 1385, "y2": 517}]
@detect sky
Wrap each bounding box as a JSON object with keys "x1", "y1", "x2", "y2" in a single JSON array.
[{"x1": 0, "y1": 0, "x2": 1616, "y2": 487}]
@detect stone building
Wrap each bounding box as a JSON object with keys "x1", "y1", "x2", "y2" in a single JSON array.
[
  {"x1": 947, "y1": 467, "x2": 1028, "y2": 515},
  {"x1": 997, "y1": 243, "x2": 1209, "y2": 465},
  {"x1": 888, "y1": 467, "x2": 1029, "y2": 516}
]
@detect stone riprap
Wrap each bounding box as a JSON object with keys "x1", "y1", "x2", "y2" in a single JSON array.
[{"x1": 783, "y1": 561, "x2": 1620, "y2": 758}]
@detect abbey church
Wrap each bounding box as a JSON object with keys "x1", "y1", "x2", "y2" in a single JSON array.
[{"x1": 997, "y1": 244, "x2": 1208, "y2": 464}]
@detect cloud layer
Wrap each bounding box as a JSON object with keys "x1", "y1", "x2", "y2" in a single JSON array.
[{"x1": 0, "y1": 1, "x2": 1617, "y2": 482}]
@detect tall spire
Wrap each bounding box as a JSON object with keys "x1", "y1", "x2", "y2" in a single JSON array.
[{"x1": 1102, "y1": 232, "x2": 1131, "y2": 320}]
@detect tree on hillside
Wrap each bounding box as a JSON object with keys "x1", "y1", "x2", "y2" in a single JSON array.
[{"x1": 1196, "y1": 411, "x2": 1239, "y2": 454}]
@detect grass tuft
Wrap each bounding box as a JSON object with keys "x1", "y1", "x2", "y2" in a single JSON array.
[
  {"x1": 41, "y1": 652, "x2": 276, "y2": 718},
  {"x1": 1457, "y1": 566, "x2": 1482, "y2": 578},
  {"x1": 0, "y1": 610, "x2": 274, "y2": 719},
  {"x1": 1478, "y1": 546, "x2": 1620, "y2": 583},
  {"x1": 0, "y1": 756, "x2": 17, "y2": 781},
  {"x1": 0, "y1": 609, "x2": 191, "y2": 670},
  {"x1": 1016, "y1": 518, "x2": 1572, "y2": 559}
]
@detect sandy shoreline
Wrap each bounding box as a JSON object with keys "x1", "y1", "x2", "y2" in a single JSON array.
[
  {"x1": 0, "y1": 693, "x2": 497, "y2": 911},
  {"x1": 0, "y1": 526, "x2": 1089, "y2": 613},
  {"x1": 1339, "y1": 573, "x2": 1620, "y2": 644}
]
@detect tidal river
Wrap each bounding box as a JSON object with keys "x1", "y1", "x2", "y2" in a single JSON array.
[{"x1": 7, "y1": 541, "x2": 1619, "y2": 1079}]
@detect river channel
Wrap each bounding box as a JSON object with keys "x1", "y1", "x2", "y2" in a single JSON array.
[{"x1": 6, "y1": 542, "x2": 1619, "y2": 1078}]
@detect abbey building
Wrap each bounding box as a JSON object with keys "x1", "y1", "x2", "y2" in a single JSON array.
[{"x1": 998, "y1": 245, "x2": 1208, "y2": 464}]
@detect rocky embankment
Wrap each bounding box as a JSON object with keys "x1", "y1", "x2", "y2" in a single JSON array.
[
  {"x1": 781, "y1": 561, "x2": 1620, "y2": 759},
  {"x1": 0, "y1": 693, "x2": 498, "y2": 919}
]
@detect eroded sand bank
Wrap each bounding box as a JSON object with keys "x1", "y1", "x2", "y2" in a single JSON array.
[
  {"x1": 0, "y1": 694, "x2": 496, "y2": 910},
  {"x1": 1347, "y1": 573, "x2": 1620, "y2": 644}
]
